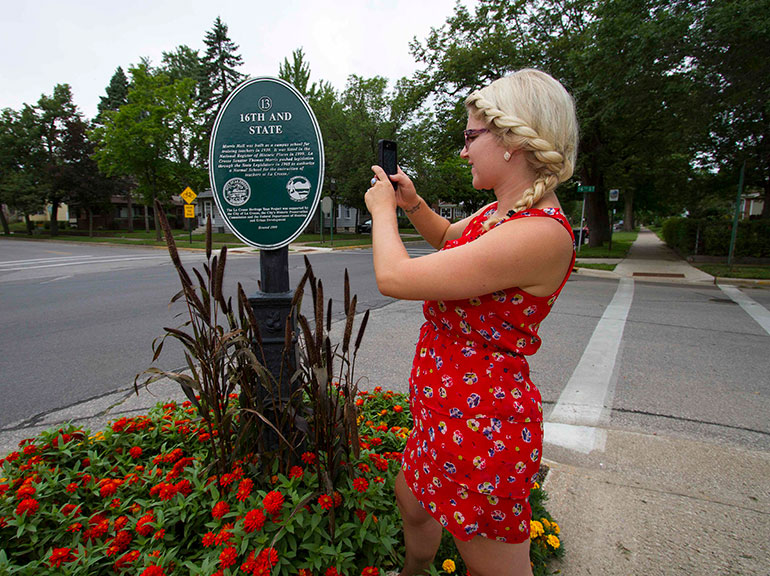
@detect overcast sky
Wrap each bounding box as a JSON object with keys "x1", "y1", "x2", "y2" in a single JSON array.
[{"x1": 0, "y1": 0, "x2": 474, "y2": 119}]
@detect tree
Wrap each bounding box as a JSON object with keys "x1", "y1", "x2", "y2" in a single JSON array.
[
  {"x1": 279, "y1": 48, "x2": 316, "y2": 97},
  {"x1": 95, "y1": 67, "x2": 129, "y2": 125},
  {"x1": 0, "y1": 107, "x2": 44, "y2": 234},
  {"x1": 692, "y1": 0, "x2": 770, "y2": 219},
  {"x1": 406, "y1": 0, "x2": 700, "y2": 244},
  {"x1": 35, "y1": 84, "x2": 84, "y2": 236},
  {"x1": 92, "y1": 63, "x2": 198, "y2": 240},
  {"x1": 201, "y1": 17, "x2": 246, "y2": 126}
]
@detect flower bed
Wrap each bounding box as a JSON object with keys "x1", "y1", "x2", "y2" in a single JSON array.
[{"x1": 0, "y1": 389, "x2": 563, "y2": 575}]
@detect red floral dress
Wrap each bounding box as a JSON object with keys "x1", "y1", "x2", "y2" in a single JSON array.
[{"x1": 402, "y1": 204, "x2": 575, "y2": 543}]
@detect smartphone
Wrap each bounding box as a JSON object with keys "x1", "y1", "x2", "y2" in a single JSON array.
[{"x1": 377, "y1": 139, "x2": 398, "y2": 190}]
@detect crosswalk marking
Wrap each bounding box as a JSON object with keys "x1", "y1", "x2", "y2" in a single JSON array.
[
  {"x1": 545, "y1": 277, "x2": 635, "y2": 454},
  {"x1": 719, "y1": 284, "x2": 770, "y2": 337},
  {"x1": 0, "y1": 254, "x2": 168, "y2": 272}
]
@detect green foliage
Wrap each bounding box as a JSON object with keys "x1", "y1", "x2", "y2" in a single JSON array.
[
  {"x1": 95, "y1": 67, "x2": 129, "y2": 125},
  {"x1": 662, "y1": 217, "x2": 770, "y2": 257}
]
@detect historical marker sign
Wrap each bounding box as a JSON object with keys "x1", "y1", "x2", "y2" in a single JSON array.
[{"x1": 209, "y1": 77, "x2": 324, "y2": 249}]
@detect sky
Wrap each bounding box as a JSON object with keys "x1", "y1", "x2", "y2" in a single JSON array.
[{"x1": 0, "y1": 0, "x2": 474, "y2": 120}]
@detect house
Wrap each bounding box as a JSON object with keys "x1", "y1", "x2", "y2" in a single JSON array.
[{"x1": 741, "y1": 191, "x2": 765, "y2": 219}]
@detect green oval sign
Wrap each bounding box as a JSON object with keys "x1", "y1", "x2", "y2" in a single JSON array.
[{"x1": 209, "y1": 77, "x2": 324, "y2": 249}]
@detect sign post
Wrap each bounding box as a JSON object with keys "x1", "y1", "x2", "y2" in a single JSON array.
[
  {"x1": 576, "y1": 185, "x2": 595, "y2": 252},
  {"x1": 181, "y1": 187, "x2": 197, "y2": 244},
  {"x1": 209, "y1": 77, "x2": 324, "y2": 392},
  {"x1": 608, "y1": 189, "x2": 619, "y2": 252}
]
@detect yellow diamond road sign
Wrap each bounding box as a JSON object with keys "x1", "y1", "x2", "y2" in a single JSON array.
[{"x1": 181, "y1": 187, "x2": 197, "y2": 204}]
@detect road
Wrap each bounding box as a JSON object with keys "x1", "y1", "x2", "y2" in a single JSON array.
[{"x1": 1, "y1": 238, "x2": 769, "y2": 454}]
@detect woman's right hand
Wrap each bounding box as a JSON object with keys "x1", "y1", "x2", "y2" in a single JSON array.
[{"x1": 389, "y1": 167, "x2": 419, "y2": 210}]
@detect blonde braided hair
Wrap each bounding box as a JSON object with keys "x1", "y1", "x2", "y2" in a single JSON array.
[{"x1": 465, "y1": 69, "x2": 578, "y2": 226}]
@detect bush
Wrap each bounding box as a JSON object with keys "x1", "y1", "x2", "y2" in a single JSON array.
[{"x1": 661, "y1": 217, "x2": 770, "y2": 257}]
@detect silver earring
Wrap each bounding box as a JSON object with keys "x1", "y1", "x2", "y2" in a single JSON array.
[{"x1": 503, "y1": 151, "x2": 512, "y2": 161}]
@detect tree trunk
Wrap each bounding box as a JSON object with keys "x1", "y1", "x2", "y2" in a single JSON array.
[
  {"x1": 24, "y1": 213, "x2": 33, "y2": 235},
  {"x1": 144, "y1": 204, "x2": 150, "y2": 233},
  {"x1": 587, "y1": 191, "x2": 610, "y2": 247},
  {"x1": 49, "y1": 200, "x2": 60, "y2": 236},
  {"x1": 153, "y1": 196, "x2": 162, "y2": 242},
  {"x1": 127, "y1": 192, "x2": 134, "y2": 233},
  {"x1": 624, "y1": 188, "x2": 634, "y2": 231},
  {"x1": 88, "y1": 208, "x2": 94, "y2": 237},
  {"x1": 761, "y1": 179, "x2": 770, "y2": 219},
  {"x1": 0, "y1": 206, "x2": 10, "y2": 235}
]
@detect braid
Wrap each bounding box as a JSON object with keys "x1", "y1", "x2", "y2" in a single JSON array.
[{"x1": 467, "y1": 89, "x2": 572, "y2": 215}]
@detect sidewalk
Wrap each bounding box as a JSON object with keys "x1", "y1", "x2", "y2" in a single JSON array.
[
  {"x1": 576, "y1": 227, "x2": 715, "y2": 284},
  {"x1": 2, "y1": 230, "x2": 768, "y2": 574}
]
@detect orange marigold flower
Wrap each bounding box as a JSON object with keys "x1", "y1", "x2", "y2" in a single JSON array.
[
  {"x1": 219, "y1": 546, "x2": 238, "y2": 568},
  {"x1": 212, "y1": 501, "x2": 230, "y2": 520},
  {"x1": 48, "y1": 547, "x2": 76, "y2": 568},
  {"x1": 243, "y1": 509, "x2": 265, "y2": 533},
  {"x1": 263, "y1": 491, "x2": 284, "y2": 515}
]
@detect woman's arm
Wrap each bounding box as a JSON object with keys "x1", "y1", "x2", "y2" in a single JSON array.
[
  {"x1": 366, "y1": 173, "x2": 573, "y2": 301},
  {"x1": 386, "y1": 167, "x2": 483, "y2": 249}
]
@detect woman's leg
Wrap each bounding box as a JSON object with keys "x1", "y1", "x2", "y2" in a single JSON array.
[
  {"x1": 453, "y1": 535, "x2": 533, "y2": 576},
  {"x1": 395, "y1": 470, "x2": 444, "y2": 576}
]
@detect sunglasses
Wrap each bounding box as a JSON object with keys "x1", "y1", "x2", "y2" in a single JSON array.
[{"x1": 463, "y1": 128, "x2": 490, "y2": 148}]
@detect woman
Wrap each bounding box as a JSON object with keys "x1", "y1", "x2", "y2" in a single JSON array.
[{"x1": 365, "y1": 69, "x2": 578, "y2": 576}]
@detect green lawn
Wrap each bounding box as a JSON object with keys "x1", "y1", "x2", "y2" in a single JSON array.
[
  {"x1": 574, "y1": 230, "x2": 638, "y2": 258},
  {"x1": 693, "y1": 263, "x2": 770, "y2": 280}
]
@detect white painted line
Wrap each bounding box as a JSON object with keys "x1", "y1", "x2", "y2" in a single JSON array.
[
  {"x1": 0, "y1": 255, "x2": 92, "y2": 266},
  {"x1": 40, "y1": 275, "x2": 73, "y2": 284},
  {"x1": 719, "y1": 284, "x2": 770, "y2": 337},
  {"x1": 543, "y1": 422, "x2": 607, "y2": 455},
  {"x1": 545, "y1": 277, "x2": 634, "y2": 453},
  {"x1": 0, "y1": 255, "x2": 167, "y2": 272}
]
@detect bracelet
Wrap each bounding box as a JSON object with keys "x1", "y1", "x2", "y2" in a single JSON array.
[{"x1": 404, "y1": 200, "x2": 422, "y2": 215}]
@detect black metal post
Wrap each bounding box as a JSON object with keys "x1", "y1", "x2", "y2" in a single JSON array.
[{"x1": 248, "y1": 246, "x2": 296, "y2": 395}]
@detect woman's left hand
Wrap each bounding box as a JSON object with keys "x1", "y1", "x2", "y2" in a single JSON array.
[{"x1": 365, "y1": 165, "x2": 398, "y2": 215}]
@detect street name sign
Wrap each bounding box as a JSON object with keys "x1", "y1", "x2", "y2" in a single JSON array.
[
  {"x1": 209, "y1": 77, "x2": 324, "y2": 249},
  {"x1": 577, "y1": 185, "x2": 596, "y2": 193}
]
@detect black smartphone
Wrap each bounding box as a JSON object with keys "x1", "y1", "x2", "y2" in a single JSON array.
[{"x1": 377, "y1": 139, "x2": 398, "y2": 190}]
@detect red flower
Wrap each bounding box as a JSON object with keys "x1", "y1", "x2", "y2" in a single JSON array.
[
  {"x1": 357, "y1": 463, "x2": 371, "y2": 474},
  {"x1": 288, "y1": 465, "x2": 304, "y2": 479},
  {"x1": 353, "y1": 478, "x2": 369, "y2": 493},
  {"x1": 136, "y1": 513, "x2": 155, "y2": 536},
  {"x1": 129, "y1": 446, "x2": 143, "y2": 459},
  {"x1": 212, "y1": 501, "x2": 230, "y2": 519},
  {"x1": 113, "y1": 549, "x2": 140, "y2": 571},
  {"x1": 114, "y1": 515, "x2": 129, "y2": 531},
  {"x1": 0, "y1": 483, "x2": 9, "y2": 496},
  {"x1": 99, "y1": 480, "x2": 119, "y2": 498},
  {"x1": 15, "y1": 498, "x2": 39, "y2": 517},
  {"x1": 256, "y1": 547, "x2": 279, "y2": 570},
  {"x1": 159, "y1": 483, "x2": 178, "y2": 501},
  {"x1": 355, "y1": 509, "x2": 367, "y2": 523},
  {"x1": 61, "y1": 503, "x2": 81, "y2": 516},
  {"x1": 262, "y1": 491, "x2": 284, "y2": 515},
  {"x1": 202, "y1": 531, "x2": 217, "y2": 547},
  {"x1": 236, "y1": 478, "x2": 253, "y2": 502},
  {"x1": 175, "y1": 479, "x2": 192, "y2": 497},
  {"x1": 67, "y1": 522, "x2": 83, "y2": 532},
  {"x1": 393, "y1": 404, "x2": 404, "y2": 413},
  {"x1": 153, "y1": 529, "x2": 165, "y2": 540},
  {"x1": 219, "y1": 546, "x2": 238, "y2": 568},
  {"x1": 215, "y1": 527, "x2": 234, "y2": 546},
  {"x1": 318, "y1": 494, "x2": 333, "y2": 510},
  {"x1": 16, "y1": 483, "x2": 36, "y2": 499},
  {"x1": 301, "y1": 452, "x2": 317, "y2": 465},
  {"x1": 325, "y1": 568, "x2": 341, "y2": 576},
  {"x1": 243, "y1": 509, "x2": 265, "y2": 533},
  {"x1": 48, "y1": 547, "x2": 76, "y2": 568},
  {"x1": 139, "y1": 564, "x2": 166, "y2": 576},
  {"x1": 362, "y1": 568, "x2": 379, "y2": 576},
  {"x1": 333, "y1": 491, "x2": 342, "y2": 508}
]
